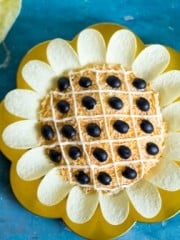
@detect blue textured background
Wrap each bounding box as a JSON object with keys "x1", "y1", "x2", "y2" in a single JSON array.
[{"x1": 0, "y1": 0, "x2": 179, "y2": 239}]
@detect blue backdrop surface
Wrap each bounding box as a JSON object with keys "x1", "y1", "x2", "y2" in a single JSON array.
[{"x1": 0, "y1": 0, "x2": 179, "y2": 239}]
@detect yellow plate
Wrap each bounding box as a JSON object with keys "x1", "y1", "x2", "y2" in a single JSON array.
[{"x1": 0, "y1": 23, "x2": 179, "y2": 240}]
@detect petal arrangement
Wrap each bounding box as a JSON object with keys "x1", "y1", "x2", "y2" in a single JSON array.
[
  {"x1": 0, "y1": 0, "x2": 22, "y2": 43},
  {"x1": 0, "y1": 23, "x2": 180, "y2": 239}
]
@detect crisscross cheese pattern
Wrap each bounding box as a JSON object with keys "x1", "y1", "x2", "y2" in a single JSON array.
[{"x1": 40, "y1": 64, "x2": 165, "y2": 193}]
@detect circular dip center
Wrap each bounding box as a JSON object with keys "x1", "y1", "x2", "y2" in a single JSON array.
[{"x1": 40, "y1": 64, "x2": 165, "y2": 193}]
